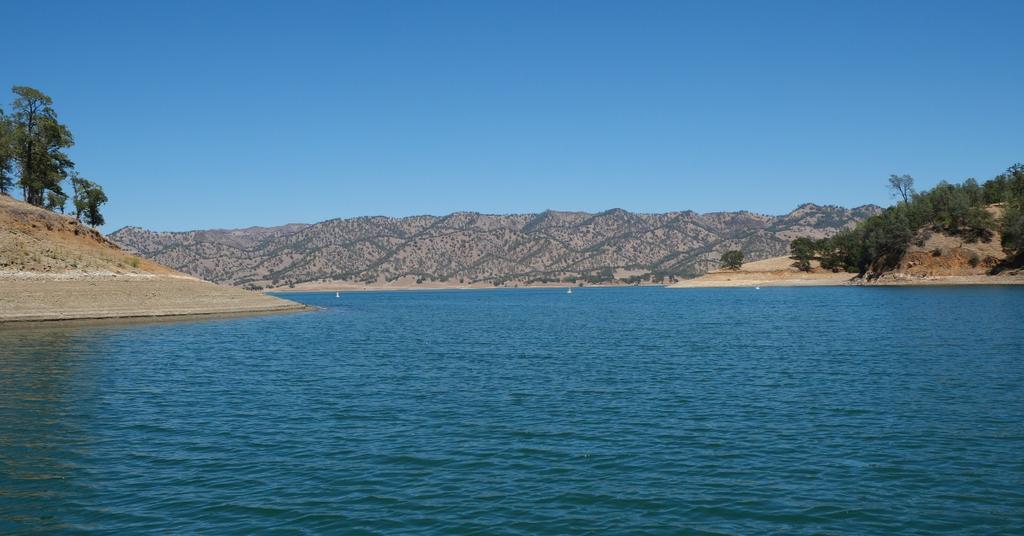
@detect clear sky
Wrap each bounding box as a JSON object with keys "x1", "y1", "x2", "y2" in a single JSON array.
[{"x1": 3, "y1": 1, "x2": 1022, "y2": 231}]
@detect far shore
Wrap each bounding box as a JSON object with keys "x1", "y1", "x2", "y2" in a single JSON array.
[
  {"x1": 669, "y1": 256, "x2": 1024, "y2": 289},
  {"x1": 268, "y1": 281, "x2": 665, "y2": 293},
  {"x1": 269, "y1": 274, "x2": 1024, "y2": 293},
  {"x1": 670, "y1": 275, "x2": 1024, "y2": 289}
]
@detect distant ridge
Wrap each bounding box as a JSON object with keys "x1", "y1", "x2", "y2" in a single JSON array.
[{"x1": 109, "y1": 204, "x2": 880, "y2": 288}]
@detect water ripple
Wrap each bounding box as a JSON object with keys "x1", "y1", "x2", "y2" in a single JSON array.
[{"x1": 1, "y1": 287, "x2": 1023, "y2": 534}]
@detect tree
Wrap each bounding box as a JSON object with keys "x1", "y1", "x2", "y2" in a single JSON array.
[
  {"x1": 0, "y1": 107, "x2": 13, "y2": 195},
  {"x1": 720, "y1": 250, "x2": 743, "y2": 270},
  {"x1": 71, "y1": 174, "x2": 107, "y2": 226},
  {"x1": 9, "y1": 86, "x2": 75, "y2": 206},
  {"x1": 888, "y1": 174, "x2": 915, "y2": 204},
  {"x1": 817, "y1": 229, "x2": 865, "y2": 273},
  {"x1": 789, "y1": 237, "x2": 816, "y2": 271},
  {"x1": 1002, "y1": 203, "x2": 1024, "y2": 257},
  {"x1": 860, "y1": 208, "x2": 913, "y2": 272},
  {"x1": 46, "y1": 190, "x2": 68, "y2": 213}
]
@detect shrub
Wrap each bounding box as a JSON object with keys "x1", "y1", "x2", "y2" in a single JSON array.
[
  {"x1": 720, "y1": 250, "x2": 743, "y2": 270},
  {"x1": 1001, "y1": 203, "x2": 1024, "y2": 256},
  {"x1": 789, "y1": 237, "x2": 816, "y2": 272}
]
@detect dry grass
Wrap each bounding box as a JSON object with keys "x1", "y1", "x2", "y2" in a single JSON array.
[
  {"x1": 0, "y1": 195, "x2": 305, "y2": 322},
  {"x1": 0, "y1": 195, "x2": 176, "y2": 275},
  {"x1": 669, "y1": 256, "x2": 852, "y2": 288}
]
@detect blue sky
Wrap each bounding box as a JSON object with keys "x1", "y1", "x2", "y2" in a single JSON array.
[{"x1": 3, "y1": 1, "x2": 1022, "y2": 231}]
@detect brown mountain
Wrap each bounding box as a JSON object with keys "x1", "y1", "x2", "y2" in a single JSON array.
[{"x1": 108, "y1": 203, "x2": 880, "y2": 289}]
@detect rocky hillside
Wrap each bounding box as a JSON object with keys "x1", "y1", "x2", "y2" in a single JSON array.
[{"x1": 109, "y1": 204, "x2": 880, "y2": 288}]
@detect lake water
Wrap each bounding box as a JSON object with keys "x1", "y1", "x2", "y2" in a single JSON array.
[{"x1": 2, "y1": 287, "x2": 1023, "y2": 534}]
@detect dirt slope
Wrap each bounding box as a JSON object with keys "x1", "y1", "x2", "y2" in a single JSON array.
[
  {"x1": 0, "y1": 195, "x2": 305, "y2": 322},
  {"x1": 0, "y1": 194, "x2": 176, "y2": 275}
]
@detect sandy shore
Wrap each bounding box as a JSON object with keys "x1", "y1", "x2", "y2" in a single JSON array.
[
  {"x1": 669, "y1": 275, "x2": 850, "y2": 288},
  {"x1": 0, "y1": 273, "x2": 308, "y2": 323},
  {"x1": 669, "y1": 256, "x2": 1024, "y2": 288},
  {"x1": 669, "y1": 257, "x2": 852, "y2": 288}
]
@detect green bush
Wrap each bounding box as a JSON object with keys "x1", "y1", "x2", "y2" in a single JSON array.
[
  {"x1": 720, "y1": 250, "x2": 743, "y2": 270},
  {"x1": 789, "y1": 238, "x2": 816, "y2": 271}
]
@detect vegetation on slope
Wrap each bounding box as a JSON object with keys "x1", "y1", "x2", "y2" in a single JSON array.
[
  {"x1": 791, "y1": 164, "x2": 1024, "y2": 277},
  {"x1": 0, "y1": 86, "x2": 108, "y2": 225}
]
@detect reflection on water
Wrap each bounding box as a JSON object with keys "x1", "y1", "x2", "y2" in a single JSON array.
[
  {"x1": 0, "y1": 327, "x2": 98, "y2": 530},
  {"x1": 1, "y1": 287, "x2": 1023, "y2": 534}
]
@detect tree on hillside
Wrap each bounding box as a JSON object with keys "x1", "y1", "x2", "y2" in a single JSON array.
[
  {"x1": 787, "y1": 164, "x2": 1024, "y2": 276},
  {"x1": 929, "y1": 180, "x2": 995, "y2": 241},
  {"x1": 789, "y1": 237, "x2": 816, "y2": 271},
  {"x1": 999, "y1": 164, "x2": 1024, "y2": 203},
  {"x1": 71, "y1": 173, "x2": 107, "y2": 226},
  {"x1": 861, "y1": 209, "x2": 913, "y2": 271},
  {"x1": 888, "y1": 174, "x2": 915, "y2": 204},
  {"x1": 816, "y1": 229, "x2": 864, "y2": 273},
  {"x1": 720, "y1": 250, "x2": 743, "y2": 270},
  {"x1": 0, "y1": 107, "x2": 14, "y2": 195},
  {"x1": 1002, "y1": 204, "x2": 1024, "y2": 257},
  {"x1": 9, "y1": 86, "x2": 75, "y2": 207},
  {"x1": 46, "y1": 190, "x2": 68, "y2": 213}
]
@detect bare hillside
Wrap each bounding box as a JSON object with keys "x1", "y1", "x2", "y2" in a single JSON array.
[
  {"x1": 0, "y1": 194, "x2": 174, "y2": 275},
  {"x1": 110, "y1": 204, "x2": 880, "y2": 288}
]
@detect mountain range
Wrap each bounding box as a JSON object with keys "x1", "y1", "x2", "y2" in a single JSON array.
[{"x1": 109, "y1": 204, "x2": 880, "y2": 288}]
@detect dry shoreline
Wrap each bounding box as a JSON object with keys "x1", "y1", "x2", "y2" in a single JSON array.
[
  {"x1": 0, "y1": 273, "x2": 309, "y2": 324},
  {"x1": 270, "y1": 282, "x2": 663, "y2": 293},
  {"x1": 668, "y1": 256, "x2": 1024, "y2": 288},
  {"x1": 273, "y1": 275, "x2": 1024, "y2": 293},
  {"x1": 670, "y1": 276, "x2": 1024, "y2": 289},
  {"x1": 0, "y1": 196, "x2": 312, "y2": 324}
]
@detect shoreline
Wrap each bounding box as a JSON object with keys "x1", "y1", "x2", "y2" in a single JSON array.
[
  {"x1": 0, "y1": 305, "x2": 312, "y2": 328},
  {"x1": 0, "y1": 274, "x2": 309, "y2": 324},
  {"x1": 667, "y1": 256, "x2": 1024, "y2": 288},
  {"x1": 271, "y1": 275, "x2": 1024, "y2": 293},
  {"x1": 269, "y1": 282, "x2": 665, "y2": 293},
  {"x1": 669, "y1": 273, "x2": 1024, "y2": 288}
]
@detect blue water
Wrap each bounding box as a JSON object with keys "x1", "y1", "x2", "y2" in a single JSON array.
[{"x1": 2, "y1": 287, "x2": 1023, "y2": 534}]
